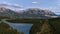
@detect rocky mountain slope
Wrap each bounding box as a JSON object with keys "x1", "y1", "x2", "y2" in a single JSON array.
[
  {"x1": 0, "y1": 7, "x2": 58, "y2": 19},
  {"x1": 0, "y1": 7, "x2": 20, "y2": 18},
  {"x1": 18, "y1": 8, "x2": 57, "y2": 19}
]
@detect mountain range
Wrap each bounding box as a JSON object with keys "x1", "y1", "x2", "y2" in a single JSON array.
[
  {"x1": 0, "y1": 7, "x2": 20, "y2": 18},
  {"x1": 0, "y1": 7, "x2": 59, "y2": 19},
  {"x1": 18, "y1": 8, "x2": 57, "y2": 18}
]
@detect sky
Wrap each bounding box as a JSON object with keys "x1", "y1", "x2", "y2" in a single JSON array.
[{"x1": 0, "y1": 0, "x2": 60, "y2": 15}]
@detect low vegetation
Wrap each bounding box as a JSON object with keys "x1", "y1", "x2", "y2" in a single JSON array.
[
  {"x1": 6, "y1": 18, "x2": 60, "y2": 34},
  {"x1": 0, "y1": 16, "x2": 60, "y2": 34},
  {"x1": 48, "y1": 18, "x2": 60, "y2": 34}
]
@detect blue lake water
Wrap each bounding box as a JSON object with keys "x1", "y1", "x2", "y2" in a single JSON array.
[{"x1": 6, "y1": 22, "x2": 33, "y2": 34}]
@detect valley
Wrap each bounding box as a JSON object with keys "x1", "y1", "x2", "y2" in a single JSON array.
[{"x1": 0, "y1": 7, "x2": 60, "y2": 34}]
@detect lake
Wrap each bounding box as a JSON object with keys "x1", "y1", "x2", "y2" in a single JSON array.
[
  {"x1": 2, "y1": 19, "x2": 33, "y2": 34},
  {"x1": 5, "y1": 22, "x2": 33, "y2": 34}
]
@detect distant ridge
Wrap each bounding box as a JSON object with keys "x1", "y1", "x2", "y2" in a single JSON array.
[
  {"x1": 18, "y1": 8, "x2": 57, "y2": 18},
  {"x1": 0, "y1": 7, "x2": 59, "y2": 19}
]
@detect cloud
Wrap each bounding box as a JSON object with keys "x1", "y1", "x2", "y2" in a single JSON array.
[
  {"x1": 51, "y1": 0, "x2": 60, "y2": 15},
  {"x1": 0, "y1": 2, "x2": 8, "y2": 4},
  {"x1": 0, "y1": 2, "x2": 13, "y2": 7},
  {"x1": 32, "y1": 2, "x2": 40, "y2": 4},
  {"x1": 11, "y1": 4, "x2": 23, "y2": 8},
  {"x1": 45, "y1": 15, "x2": 59, "y2": 18},
  {"x1": 0, "y1": 2, "x2": 23, "y2": 8},
  {"x1": 0, "y1": 2, "x2": 9, "y2": 6}
]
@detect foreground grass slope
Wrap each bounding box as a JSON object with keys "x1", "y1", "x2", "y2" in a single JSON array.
[{"x1": 0, "y1": 22, "x2": 21, "y2": 34}]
